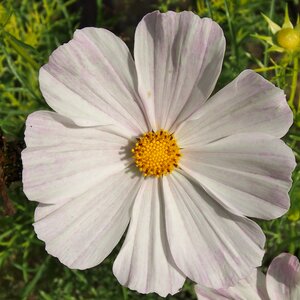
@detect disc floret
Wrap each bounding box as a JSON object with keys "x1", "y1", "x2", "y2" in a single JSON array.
[{"x1": 132, "y1": 130, "x2": 181, "y2": 177}]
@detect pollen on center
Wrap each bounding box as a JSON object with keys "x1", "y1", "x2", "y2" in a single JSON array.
[{"x1": 131, "y1": 130, "x2": 181, "y2": 178}]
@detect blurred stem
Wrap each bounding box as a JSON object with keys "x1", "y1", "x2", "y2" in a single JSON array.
[
  {"x1": 122, "y1": 286, "x2": 128, "y2": 300},
  {"x1": 21, "y1": 256, "x2": 50, "y2": 299},
  {"x1": 274, "y1": 64, "x2": 281, "y2": 87},
  {"x1": 288, "y1": 56, "x2": 298, "y2": 114},
  {"x1": 289, "y1": 169, "x2": 300, "y2": 197},
  {"x1": 289, "y1": 223, "x2": 296, "y2": 254},
  {"x1": 263, "y1": 0, "x2": 275, "y2": 76},
  {"x1": 223, "y1": 0, "x2": 238, "y2": 66},
  {"x1": 96, "y1": 0, "x2": 103, "y2": 27},
  {"x1": 56, "y1": 0, "x2": 73, "y2": 37},
  {"x1": 205, "y1": 0, "x2": 213, "y2": 19},
  {"x1": 254, "y1": 65, "x2": 280, "y2": 72},
  {"x1": 289, "y1": 134, "x2": 300, "y2": 141}
]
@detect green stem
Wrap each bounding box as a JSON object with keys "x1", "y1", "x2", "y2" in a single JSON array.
[
  {"x1": 263, "y1": 0, "x2": 275, "y2": 76},
  {"x1": 96, "y1": 0, "x2": 103, "y2": 27},
  {"x1": 289, "y1": 169, "x2": 300, "y2": 197},
  {"x1": 122, "y1": 286, "x2": 128, "y2": 300},
  {"x1": 205, "y1": 0, "x2": 213, "y2": 19},
  {"x1": 288, "y1": 56, "x2": 298, "y2": 114},
  {"x1": 56, "y1": 0, "x2": 73, "y2": 37},
  {"x1": 254, "y1": 65, "x2": 280, "y2": 72},
  {"x1": 289, "y1": 223, "x2": 296, "y2": 254},
  {"x1": 223, "y1": 0, "x2": 238, "y2": 67}
]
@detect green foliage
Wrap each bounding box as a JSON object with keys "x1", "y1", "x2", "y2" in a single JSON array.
[
  {"x1": 0, "y1": 0, "x2": 78, "y2": 137},
  {"x1": 0, "y1": 0, "x2": 299, "y2": 299}
]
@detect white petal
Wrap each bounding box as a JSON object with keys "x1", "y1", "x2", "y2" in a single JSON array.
[
  {"x1": 180, "y1": 133, "x2": 295, "y2": 219},
  {"x1": 40, "y1": 28, "x2": 148, "y2": 135},
  {"x1": 266, "y1": 253, "x2": 300, "y2": 300},
  {"x1": 162, "y1": 171, "x2": 265, "y2": 289},
  {"x1": 195, "y1": 287, "x2": 232, "y2": 300},
  {"x1": 113, "y1": 178, "x2": 185, "y2": 297},
  {"x1": 134, "y1": 11, "x2": 225, "y2": 131},
  {"x1": 34, "y1": 169, "x2": 142, "y2": 269},
  {"x1": 22, "y1": 111, "x2": 131, "y2": 204},
  {"x1": 195, "y1": 269, "x2": 268, "y2": 300},
  {"x1": 176, "y1": 70, "x2": 293, "y2": 147}
]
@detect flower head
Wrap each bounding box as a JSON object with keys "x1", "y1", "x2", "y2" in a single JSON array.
[
  {"x1": 195, "y1": 253, "x2": 300, "y2": 300},
  {"x1": 132, "y1": 130, "x2": 181, "y2": 177},
  {"x1": 22, "y1": 11, "x2": 295, "y2": 297}
]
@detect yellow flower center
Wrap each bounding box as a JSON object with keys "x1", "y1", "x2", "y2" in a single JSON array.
[
  {"x1": 277, "y1": 28, "x2": 300, "y2": 50},
  {"x1": 132, "y1": 130, "x2": 181, "y2": 177}
]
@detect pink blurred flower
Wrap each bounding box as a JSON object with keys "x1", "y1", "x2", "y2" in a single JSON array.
[
  {"x1": 195, "y1": 253, "x2": 300, "y2": 300},
  {"x1": 22, "y1": 11, "x2": 295, "y2": 297}
]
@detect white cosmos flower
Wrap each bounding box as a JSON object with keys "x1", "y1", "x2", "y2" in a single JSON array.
[
  {"x1": 195, "y1": 253, "x2": 300, "y2": 300},
  {"x1": 22, "y1": 10, "x2": 295, "y2": 297}
]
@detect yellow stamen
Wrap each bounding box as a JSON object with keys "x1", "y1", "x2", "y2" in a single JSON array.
[{"x1": 132, "y1": 130, "x2": 181, "y2": 177}]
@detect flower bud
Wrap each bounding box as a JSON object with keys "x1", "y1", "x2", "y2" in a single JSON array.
[{"x1": 277, "y1": 28, "x2": 300, "y2": 50}]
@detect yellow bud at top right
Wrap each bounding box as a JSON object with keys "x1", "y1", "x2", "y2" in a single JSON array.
[{"x1": 277, "y1": 28, "x2": 300, "y2": 50}]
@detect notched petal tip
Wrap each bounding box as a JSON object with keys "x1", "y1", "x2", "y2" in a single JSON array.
[
  {"x1": 247, "y1": 69, "x2": 294, "y2": 135},
  {"x1": 180, "y1": 132, "x2": 295, "y2": 221},
  {"x1": 177, "y1": 68, "x2": 294, "y2": 146},
  {"x1": 113, "y1": 178, "x2": 185, "y2": 297},
  {"x1": 38, "y1": 25, "x2": 147, "y2": 134},
  {"x1": 162, "y1": 172, "x2": 265, "y2": 290},
  {"x1": 135, "y1": 10, "x2": 226, "y2": 131},
  {"x1": 33, "y1": 222, "x2": 95, "y2": 270},
  {"x1": 32, "y1": 171, "x2": 141, "y2": 271}
]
